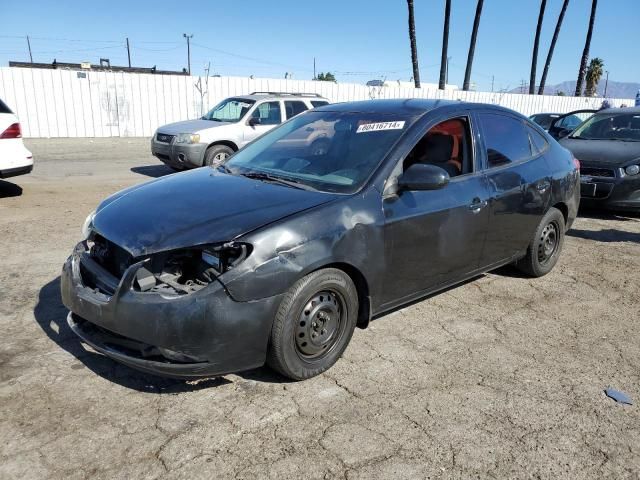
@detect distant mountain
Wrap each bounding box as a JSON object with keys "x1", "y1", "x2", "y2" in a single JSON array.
[{"x1": 510, "y1": 80, "x2": 640, "y2": 99}]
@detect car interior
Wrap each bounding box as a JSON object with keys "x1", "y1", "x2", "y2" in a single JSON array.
[{"x1": 403, "y1": 118, "x2": 473, "y2": 178}]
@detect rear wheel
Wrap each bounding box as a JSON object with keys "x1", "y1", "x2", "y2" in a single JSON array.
[
  {"x1": 516, "y1": 207, "x2": 565, "y2": 277},
  {"x1": 267, "y1": 268, "x2": 358, "y2": 380},
  {"x1": 203, "y1": 144, "x2": 234, "y2": 167}
]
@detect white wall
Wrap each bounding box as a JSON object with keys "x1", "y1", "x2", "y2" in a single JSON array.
[{"x1": 0, "y1": 67, "x2": 633, "y2": 138}]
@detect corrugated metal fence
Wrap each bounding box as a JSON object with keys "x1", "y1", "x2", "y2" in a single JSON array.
[{"x1": 0, "y1": 67, "x2": 633, "y2": 138}]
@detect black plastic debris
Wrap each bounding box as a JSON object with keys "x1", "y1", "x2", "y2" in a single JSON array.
[{"x1": 604, "y1": 388, "x2": 633, "y2": 405}]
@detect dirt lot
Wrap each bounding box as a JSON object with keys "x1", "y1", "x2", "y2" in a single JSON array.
[{"x1": 1, "y1": 138, "x2": 639, "y2": 479}]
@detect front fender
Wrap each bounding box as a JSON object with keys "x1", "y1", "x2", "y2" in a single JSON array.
[{"x1": 220, "y1": 188, "x2": 386, "y2": 303}]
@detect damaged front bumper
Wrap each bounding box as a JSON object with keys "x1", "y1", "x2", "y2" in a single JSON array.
[{"x1": 61, "y1": 242, "x2": 283, "y2": 378}]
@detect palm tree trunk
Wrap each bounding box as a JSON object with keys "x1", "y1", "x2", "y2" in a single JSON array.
[
  {"x1": 538, "y1": 0, "x2": 570, "y2": 95},
  {"x1": 439, "y1": 0, "x2": 452, "y2": 90},
  {"x1": 463, "y1": 0, "x2": 484, "y2": 91},
  {"x1": 575, "y1": 0, "x2": 598, "y2": 96},
  {"x1": 529, "y1": 0, "x2": 547, "y2": 94},
  {"x1": 407, "y1": 0, "x2": 421, "y2": 88}
]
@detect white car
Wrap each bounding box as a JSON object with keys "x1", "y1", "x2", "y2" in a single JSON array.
[
  {"x1": 0, "y1": 98, "x2": 33, "y2": 179},
  {"x1": 151, "y1": 92, "x2": 330, "y2": 170}
]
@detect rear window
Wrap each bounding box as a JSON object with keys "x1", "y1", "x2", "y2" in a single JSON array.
[
  {"x1": 0, "y1": 99, "x2": 13, "y2": 114},
  {"x1": 311, "y1": 100, "x2": 329, "y2": 108},
  {"x1": 479, "y1": 113, "x2": 532, "y2": 168}
]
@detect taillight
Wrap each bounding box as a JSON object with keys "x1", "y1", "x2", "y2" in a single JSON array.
[
  {"x1": 573, "y1": 157, "x2": 580, "y2": 170},
  {"x1": 0, "y1": 123, "x2": 22, "y2": 139}
]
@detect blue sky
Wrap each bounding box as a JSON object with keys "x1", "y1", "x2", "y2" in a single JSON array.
[{"x1": 0, "y1": 0, "x2": 636, "y2": 91}]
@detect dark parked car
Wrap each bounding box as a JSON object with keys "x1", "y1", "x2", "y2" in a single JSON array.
[
  {"x1": 530, "y1": 112, "x2": 582, "y2": 132},
  {"x1": 558, "y1": 107, "x2": 640, "y2": 211},
  {"x1": 61, "y1": 100, "x2": 579, "y2": 381}
]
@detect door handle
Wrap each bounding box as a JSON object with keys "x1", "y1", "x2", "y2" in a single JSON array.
[{"x1": 468, "y1": 198, "x2": 488, "y2": 212}]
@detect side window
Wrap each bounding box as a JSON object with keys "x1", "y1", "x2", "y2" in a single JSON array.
[
  {"x1": 528, "y1": 125, "x2": 549, "y2": 155},
  {"x1": 311, "y1": 100, "x2": 329, "y2": 108},
  {"x1": 251, "y1": 101, "x2": 282, "y2": 125},
  {"x1": 479, "y1": 113, "x2": 532, "y2": 168},
  {"x1": 403, "y1": 117, "x2": 474, "y2": 178},
  {"x1": 284, "y1": 101, "x2": 308, "y2": 120}
]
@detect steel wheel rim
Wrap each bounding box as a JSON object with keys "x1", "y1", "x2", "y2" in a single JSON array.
[
  {"x1": 213, "y1": 152, "x2": 229, "y2": 162},
  {"x1": 538, "y1": 221, "x2": 559, "y2": 265},
  {"x1": 295, "y1": 290, "x2": 345, "y2": 359}
]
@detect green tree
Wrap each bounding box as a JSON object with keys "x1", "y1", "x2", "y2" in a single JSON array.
[
  {"x1": 529, "y1": 0, "x2": 547, "y2": 94},
  {"x1": 407, "y1": 0, "x2": 421, "y2": 88},
  {"x1": 463, "y1": 0, "x2": 484, "y2": 91},
  {"x1": 538, "y1": 0, "x2": 570, "y2": 95},
  {"x1": 575, "y1": 0, "x2": 598, "y2": 96},
  {"x1": 584, "y1": 57, "x2": 604, "y2": 96},
  {"x1": 315, "y1": 72, "x2": 336, "y2": 82}
]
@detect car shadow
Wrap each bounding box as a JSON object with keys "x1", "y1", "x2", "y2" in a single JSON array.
[
  {"x1": 130, "y1": 165, "x2": 175, "y2": 178},
  {"x1": 34, "y1": 276, "x2": 287, "y2": 392},
  {"x1": 578, "y1": 207, "x2": 640, "y2": 221},
  {"x1": 0, "y1": 180, "x2": 23, "y2": 198},
  {"x1": 567, "y1": 228, "x2": 640, "y2": 244}
]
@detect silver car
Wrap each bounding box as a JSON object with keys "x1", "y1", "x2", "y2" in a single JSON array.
[{"x1": 151, "y1": 92, "x2": 330, "y2": 170}]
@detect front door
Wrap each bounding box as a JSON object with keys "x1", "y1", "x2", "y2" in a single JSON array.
[
  {"x1": 242, "y1": 101, "x2": 283, "y2": 146},
  {"x1": 380, "y1": 115, "x2": 491, "y2": 307}
]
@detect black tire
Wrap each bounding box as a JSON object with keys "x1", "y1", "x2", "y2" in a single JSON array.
[
  {"x1": 516, "y1": 207, "x2": 565, "y2": 277},
  {"x1": 267, "y1": 268, "x2": 358, "y2": 380},
  {"x1": 203, "y1": 144, "x2": 234, "y2": 167},
  {"x1": 169, "y1": 165, "x2": 184, "y2": 172}
]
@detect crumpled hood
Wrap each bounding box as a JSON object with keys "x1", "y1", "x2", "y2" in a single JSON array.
[
  {"x1": 157, "y1": 119, "x2": 231, "y2": 135},
  {"x1": 93, "y1": 168, "x2": 337, "y2": 257},
  {"x1": 559, "y1": 138, "x2": 640, "y2": 167}
]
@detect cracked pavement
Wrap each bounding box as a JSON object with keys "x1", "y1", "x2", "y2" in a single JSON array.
[{"x1": 1, "y1": 138, "x2": 639, "y2": 479}]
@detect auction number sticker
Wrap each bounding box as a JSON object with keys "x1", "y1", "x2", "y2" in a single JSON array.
[{"x1": 356, "y1": 121, "x2": 405, "y2": 133}]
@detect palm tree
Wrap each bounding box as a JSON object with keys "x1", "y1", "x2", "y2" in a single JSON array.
[
  {"x1": 538, "y1": 0, "x2": 570, "y2": 95},
  {"x1": 529, "y1": 0, "x2": 547, "y2": 94},
  {"x1": 463, "y1": 0, "x2": 484, "y2": 91},
  {"x1": 439, "y1": 0, "x2": 452, "y2": 90},
  {"x1": 584, "y1": 57, "x2": 604, "y2": 96},
  {"x1": 407, "y1": 0, "x2": 421, "y2": 88},
  {"x1": 575, "y1": 0, "x2": 598, "y2": 96}
]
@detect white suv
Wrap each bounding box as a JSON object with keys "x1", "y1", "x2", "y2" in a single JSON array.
[
  {"x1": 151, "y1": 92, "x2": 330, "y2": 170},
  {"x1": 0, "y1": 98, "x2": 33, "y2": 180}
]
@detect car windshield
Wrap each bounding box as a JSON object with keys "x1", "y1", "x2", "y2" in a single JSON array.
[
  {"x1": 532, "y1": 114, "x2": 559, "y2": 129},
  {"x1": 223, "y1": 111, "x2": 413, "y2": 194},
  {"x1": 203, "y1": 97, "x2": 255, "y2": 122},
  {"x1": 570, "y1": 112, "x2": 640, "y2": 141}
]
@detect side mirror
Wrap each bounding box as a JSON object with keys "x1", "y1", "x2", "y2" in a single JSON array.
[
  {"x1": 398, "y1": 163, "x2": 450, "y2": 191},
  {"x1": 248, "y1": 117, "x2": 261, "y2": 126}
]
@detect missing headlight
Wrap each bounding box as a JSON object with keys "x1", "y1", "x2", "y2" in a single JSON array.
[{"x1": 134, "y1": 242, "x2": 251, "y2": 295}]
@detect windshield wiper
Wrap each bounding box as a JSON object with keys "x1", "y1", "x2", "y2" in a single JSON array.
[
  {"x1": 216, "y1": 164, "x2": 233, "y2": 174},
  {"x1": 239, "y1": 172, "x2": 311, "y2": 190}
]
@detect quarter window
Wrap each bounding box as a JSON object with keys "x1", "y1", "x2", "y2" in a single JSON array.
[
  {"x1": 528, "y1": 125, "x2": 548, "y2": 155},
  {"x1": 479, "y1": 113, "x2": 533, "y2": 168},
  {"x1": 284, "y1": 101, "x2": 308, "y2": 119},
  {"x1": 251, "y1": 101, "x2": 282, "y2": 125}
]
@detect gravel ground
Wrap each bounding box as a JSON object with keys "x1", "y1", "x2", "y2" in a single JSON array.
[{"x1": 1, "y1": 138, "x2": 639, "y2": 479}]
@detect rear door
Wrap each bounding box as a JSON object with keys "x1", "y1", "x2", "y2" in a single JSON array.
[{"x1": 475, "y1": 112, "x2": 552, "y2": 267}]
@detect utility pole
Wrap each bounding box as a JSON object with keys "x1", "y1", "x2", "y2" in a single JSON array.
[
  {"x1": 603, "y1": 70, "x2": 609, "y2": 97},
  {"x1": 313, "y1": 57, "x2": 316, "y2": 80},
  {"x1": 126, "y1": 38, "x2": 131, "y2": 68},
  {"x1": 183, "y1": 33, "x2": 193, "y2": 75},
  {"x1": 26, "y1": 35, "x2": 33, "y2": 63},
  {"x1": 445, "y1": 56, "x2": 451, "y2": 85},
  {"x1": 491, "y1": 75, "x2": 495, "y2": 92}
]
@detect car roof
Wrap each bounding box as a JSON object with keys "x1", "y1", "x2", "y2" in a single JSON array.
[
  {"x1": 313, "y1": 98, "x2": 519, "y2": 117},
  {"x1": 598, "y1": 107, "x2": 640, "y2": 114},
  {"x1": 230, "y1": 93, "x2": 329, "y2": 102}
]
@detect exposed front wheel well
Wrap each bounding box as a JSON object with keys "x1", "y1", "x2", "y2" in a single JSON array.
[{"x1": 313, "y1": 263, "x2": 371, "y2": 329}]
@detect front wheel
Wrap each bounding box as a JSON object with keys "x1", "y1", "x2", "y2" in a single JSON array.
[
  {"x1": 516, "y1": 207, "x2": 565, "y2": 277},
  {"x1": 203, "y1": 145, "x2": 234, "y2": 167},
  {"x1": 267, "y1": 268, "x2": 358, "y2": 380}
]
